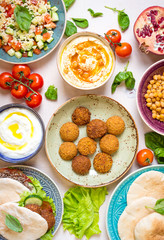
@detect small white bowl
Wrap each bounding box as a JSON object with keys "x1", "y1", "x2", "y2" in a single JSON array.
[{"x1": 57, "y1": 32, "x2": 115, "y2": 90}]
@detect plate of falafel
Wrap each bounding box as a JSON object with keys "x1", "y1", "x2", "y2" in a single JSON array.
[{"x1": 45, "y1": 95, "x2": 138, "y2": 187}]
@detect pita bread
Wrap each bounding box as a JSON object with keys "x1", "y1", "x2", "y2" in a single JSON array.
[
  {"x1": 135, "y1": 212, "x2": 164, "y2": 240},
  {"x1": 0, "y1": 202, "x2": 48, "y2": 240},
  {"x1": 127, "y1": 171, "x2": 164, "y2": 205},
  {"x1": 0, "y1": 178, "x2": 30, "y2": 205},
  {"x1": 118, "y1": 197, "x2": 156, "y2": 240}
]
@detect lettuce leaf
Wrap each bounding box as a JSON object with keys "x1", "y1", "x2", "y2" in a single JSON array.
[
  {"x1": 18, "y1": 176, "x2": 56, "y2": 240},
  {"x1": 62, "y1": 186, "x2": 108, "y2": 239}
]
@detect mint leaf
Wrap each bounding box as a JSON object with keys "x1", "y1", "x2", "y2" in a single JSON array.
[
  {"x1": 45, "y1": 85, "x2": 57, "y2": 100},
  {"x1": 14, "y1": 5, "x2": 32, "y2": 32},
  {"x1": 65, "y1": 20, "x2": 77, "y2": 37},
  {"x1": 5, "y1": 213, "x2": 23, "y2": 233},
  {"x1": 72, "y1": 18, "x2": 88, "y2": 28},
  {"x1": 88, "y1": 8, "x2": 103, "y2": 17}
]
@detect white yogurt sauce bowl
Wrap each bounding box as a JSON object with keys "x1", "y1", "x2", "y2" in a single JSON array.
[{"x1": 0, "y1": 104, "x2": 45, "y2": 163}]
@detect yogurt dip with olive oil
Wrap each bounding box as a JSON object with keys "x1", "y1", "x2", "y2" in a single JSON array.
[
  {"x1": 60, "y1": 36, "x2": 115, "y2": 89},
  {"x1": 0, "y1": 108, "x2": 43, "y2": 159}
]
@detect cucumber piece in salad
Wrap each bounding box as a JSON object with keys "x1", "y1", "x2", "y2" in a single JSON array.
[
  {"x1": 24, "y1": 194, "x2": 43, "y2": 206},
  {"x1": 7, "y1": 48, "x2": 15, "y2": 56}
]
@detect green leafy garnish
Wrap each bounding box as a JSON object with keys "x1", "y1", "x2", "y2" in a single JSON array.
[
  {"x1": 72, "y1": 18, "x2": 88, "y2": 28},
  {"x1": 14, "y1": 5, "x2": 32, "y2": 32},
  {"x1": 45, "y1": 85, "x2": 57, "y2": 100},
  {"x1": 105, "y1": 6, "x2": 130, "y2": 31},
  {"x1": 22, "y1": 0, "x2": 25, "y2": 3},
  {"x1": 4, "y1": 213, "x2": 23, "y2": 233},
  {"x1": 111, "y1": 61, "x2": 135, "y2": 93},
  {"x1": 145, "y1": 132, "x2": 164, "y2": 164},
  {"x1": 146, "y1": 199, "x2": 164, "y2": 215},
  {"x1": 88, "y1": 8, "x2": 103, "y2": 17},
  {"x1": 65, "y1": 20, "x2": 77, "y2": 37},
  {"x1": 62, "y1": 186, "x2": 108, "y2": 239},
  {"x1": 64, "y1": 0, "x2": 75, "y2": 11}
]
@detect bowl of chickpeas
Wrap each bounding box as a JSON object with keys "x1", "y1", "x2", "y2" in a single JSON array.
[{"x1": 137, "y1": 59, "x2": 164, "y2": 135}]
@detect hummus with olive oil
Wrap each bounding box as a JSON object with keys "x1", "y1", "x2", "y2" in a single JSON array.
[{"x1": 60, "y1": 36, "x2": 114, "y2": 89}]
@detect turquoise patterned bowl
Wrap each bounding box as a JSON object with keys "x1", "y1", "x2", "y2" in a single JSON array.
[
  {"x1": 0, "y1": 0, "x2": 66, "y2": 64},
  {"x1": 106, "y1": 165, "x2": 164, "y2": 240},
  {"x1": 0, "y1": 165, "x2": 63, "y2": 240}
]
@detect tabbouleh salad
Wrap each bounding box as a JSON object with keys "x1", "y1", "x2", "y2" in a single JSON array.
[{"x1": 0, "y1": 0, "x2": 59, "y2": 58}]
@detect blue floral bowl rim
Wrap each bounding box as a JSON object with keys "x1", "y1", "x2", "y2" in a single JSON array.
[
  {"x1": 106, "y1": 165, "x2": 164, "y2": 239},
  {"x1": 2, "y1": 164, "x2": 64, "y2": 236},
  {"x1": 0, "y1": 103, "x2": 45, "y2": 163}
]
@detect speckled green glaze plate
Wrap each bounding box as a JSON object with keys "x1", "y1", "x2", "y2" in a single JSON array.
[{"x1": 45, "y1": 95, "x2": 138, "y2": 187}]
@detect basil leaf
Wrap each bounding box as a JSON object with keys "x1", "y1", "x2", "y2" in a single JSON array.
[
  {"x1": 153, "y1": 199, "x2": 164, "y2": 215},
  {"x1": 64, "y1": 0, "x2": 75, "y2": 11},
  {"x1": 65, "y1": 20, "x2": 77, "y2": 37},
  {"x1": 125, "y1": 71, "x2": 135, "y2": 90},
  {"x1": 14, "y1": 5, "x2": 32, "y2": 32},
  {"x1": 45, "y1": 85, "x2": 57, "y2": 100},
  {"x1": 145, "y1": 132, "x2": 164, "y2": 164},
  {"x1": 72, "y1": 18, "x2": 88, "y2": 28},
  {"x1": 111, "y1": 71, "x2": 129, "y2": 93},
  {"x1": 118, "y1": 11, "x2": 130, "y2": 31},
  {"x1": 5, "y1": 213, "x2": 23, "y2": 233},
  {"x1": 88, "y1": 8, "x2": 103, "y2": 17}
]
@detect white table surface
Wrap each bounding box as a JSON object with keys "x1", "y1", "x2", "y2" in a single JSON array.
[{"x1": 0, "y1": 0, "x2": 164, "y2": 239}]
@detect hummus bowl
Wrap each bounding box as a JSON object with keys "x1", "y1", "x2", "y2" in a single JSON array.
[
  {"x1": 0, "y1": 104, "x2": 45, "y2": 163},
  {"x1": 57, "y1": 32, "x2": 115, "y2": 90},
  {"x1": 45, "y1": 95, "x2": 138, "y2": 187}
]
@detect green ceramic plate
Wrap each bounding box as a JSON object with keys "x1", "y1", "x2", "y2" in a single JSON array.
[{"x1": 45, "y1": 95, "x2": 138, "y2": 187}]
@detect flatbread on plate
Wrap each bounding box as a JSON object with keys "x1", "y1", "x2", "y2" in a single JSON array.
[{"x1": 0, "y1": 202, "x2": 48, "y2": 240}]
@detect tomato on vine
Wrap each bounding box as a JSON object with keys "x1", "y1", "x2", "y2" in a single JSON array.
[
  {"x1": 0, "y1": 72, "x2": 13, "y2": 89},
  {"x1": 105, "y1": 29, "x2": 121, "y2": 47},
  {"x1": 136, "y1": 149, "x2": 154, "y2": 166},
  {"x1": 11, "y1": 83, "x2": 28, "y2": 99},
  {"x1": 28, "y1": 73, "x2": 44, "y2": 91},
  {"x1": 12, "y1": 65, "x2": 31, "y2": 80},
  {"x1": 25, "y1": 92, "x2": 42, "y2": 108}
]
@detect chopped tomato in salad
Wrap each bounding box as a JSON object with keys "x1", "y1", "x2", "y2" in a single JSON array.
[{"x1": 0, "y1": 0, "x2": 59, "y2": 58}]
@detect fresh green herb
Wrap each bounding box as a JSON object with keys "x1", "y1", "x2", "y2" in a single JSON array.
[
  {"x1": 42, "y1": 28, "x2": 47, "y2": 34},
  {"x1": 8, "y1": 24, "x2": 14, "y2": 29},
  {"x1": 145, "y1": 132, "x2": 164, "y2": 164},
  {"x1": 65, "y1": 20, "x2": 77, "y2": 37},
  {"x1": 111, "y1": 61, "x2": 135, "y2": 93},
  {"x1": 64, "y1": 0, "x2": 75, "y2": 11},
  {"x1": 63, "y1": 186, "x2": 108, "y2": 239},
  {"x1": 72, "y1": 18, "x2": 88, "y2": 28},
  {"x1": 22, "y1": 0, "x2": 25, "y2": 3},
  {"x1": 88, "y1": 8, "x2": 103, "y2": 17},
  {"x1": 146, "y1": 199, "x2": 164, "y2": 215},
  {"x1": 105, "y1": 6, "x2": 130, "y2": 31},
  {"x1": 14, "y1": 5, "x2": 32, "y2": 32},
  {"x1": 4, "y1": 213, "x2": 23, "y2": 233},
  {"x1": 45, "y1": 85, "x2": 57, "y2": 100}
]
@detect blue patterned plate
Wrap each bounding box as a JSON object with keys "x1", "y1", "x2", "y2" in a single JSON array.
[
  {"x1": 0, "y1": 0, "x2": 66, "y2": 64},
  {"x1": 0, "y1": 165, "x2": 63, "y2": 240},
  {"x1": 106, "y1": 165, "x2": 164, "y2": 240}
]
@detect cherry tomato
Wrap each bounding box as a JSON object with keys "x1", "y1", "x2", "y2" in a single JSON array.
[
  {"x1": 28, "y1": 73, "x2": 44, "y2": 91},
  {"x1": 0, "y1": 72, "x2": 13, "y2": 89},
  {"x1": 115, "y1": 42, "x2": 132, "y2": 58},
  {"x1": 12, "y1": 64, "x2": 31, "y2": 80},
  {"x1": 2, "y1": 45, "x2": 12, "y2": 52},
  {"x1": 33, "y1": 48, "x2": 41, "y2": 55},
  {"x1": 25, "y1": 91, "x2": 42, "y2": 108},
  {"x1": 11, "y1": 83, "x2": 28, "y2": 99},
  {"x1": 105, "y1": 29, "x2": 121, "y2": 47},
  {"x1": 136, "y1": 149, "x2": 154, "y2": 166}
]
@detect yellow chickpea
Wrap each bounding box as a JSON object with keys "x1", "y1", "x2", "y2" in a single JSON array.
[
  {"x1": 153, "y1": 92, "x2": 158, "y2": 97},
  {"x1": 146, "y1": 98, "x2": 151, "y2": 103},
  {"x1": 155, "y1": 101, "x2": 160, "y2": 107},
  {"x1": 152, "y1": 98, "x2": 156, "y2": 102},
  {"x1": 153, "y1": 75, "x2": 158, "y2": 80},
  {"x1": 156, "y1": 107, "x2": 161, "y2": 112},
  {"x1": 161, "y1": 109, "x2": 164, "y2": 114},
  {"x1": 152, "y1": 104, "x2": 156, "y2": 110},
  {"x1": 152, "y1": 113, "x2": 157, "y2": 119},
  {"x1": 150, "y1": 80, "x2": 155, "y2": 84},
  {"x1": 147, "y1": 90, "x2": 151, "y2": 94},
  {"x1": 147, "y1": 84, "x2": 152, "y2": 89},
  {"x1": 147, "y1": 103, "x2": 152, "y2": 107}
]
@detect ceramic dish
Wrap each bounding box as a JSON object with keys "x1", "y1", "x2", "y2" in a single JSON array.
[
  {"x1": 0, "y1": 0, "x2": 66, "y2": 64},
  {"x1": 45, "y1": 95, "x2": 138, "y2": 187},
  {"x1": 0, "y1": 103, "x2": 45, "y2": 163},
  {"x1": 137, "y1": 59, "x2": 164, "y2": 135},
  {"x1": 57, "y1": 32, "x2": 115, "y2": 90},
  {"x1": 106, "y1": 165, "x2": 164, "y2": 240},
  {"x1": 0, "y1": 165, "x2": 63, "y2": 240}
]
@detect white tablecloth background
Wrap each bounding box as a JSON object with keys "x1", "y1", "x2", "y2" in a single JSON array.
[{"x1": 0, "y1": 0, "x2": 164, "y2": 239}]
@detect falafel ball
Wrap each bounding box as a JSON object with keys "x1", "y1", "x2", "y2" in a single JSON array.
[
  {"x1": 77, "y1": 137, "x2": 97, "y2": 155},
  {"x1": 59, "y1": 142, "x2": 77, "y2": 160},
  {"x1": 41, "y1": 209, "x2": 55, "y2": 230},
  {"x1": 87, "y1": 119, "x2": 107, "y2": 139},
  {"x1": 93, "y1": 153, "x2": 113, "y2": 173},
  {"x1": 106, "y1": 116, "x2": 125, "y2": 136},
  {"x1": 25, "y1": 204, "x2": 41, "y2": 214},
  {"x1": 100, "y1": 134, "x2": 119, "y2": 155},
  {"x1": 60, "y1": 122, "x2": 79, "y2": 141},
  {"x1": 72, "y1": 155, "x2": 91, "y2": 175},
  {"x1": 72, "y1": 107, "x2": 91, "y2": 126}
]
